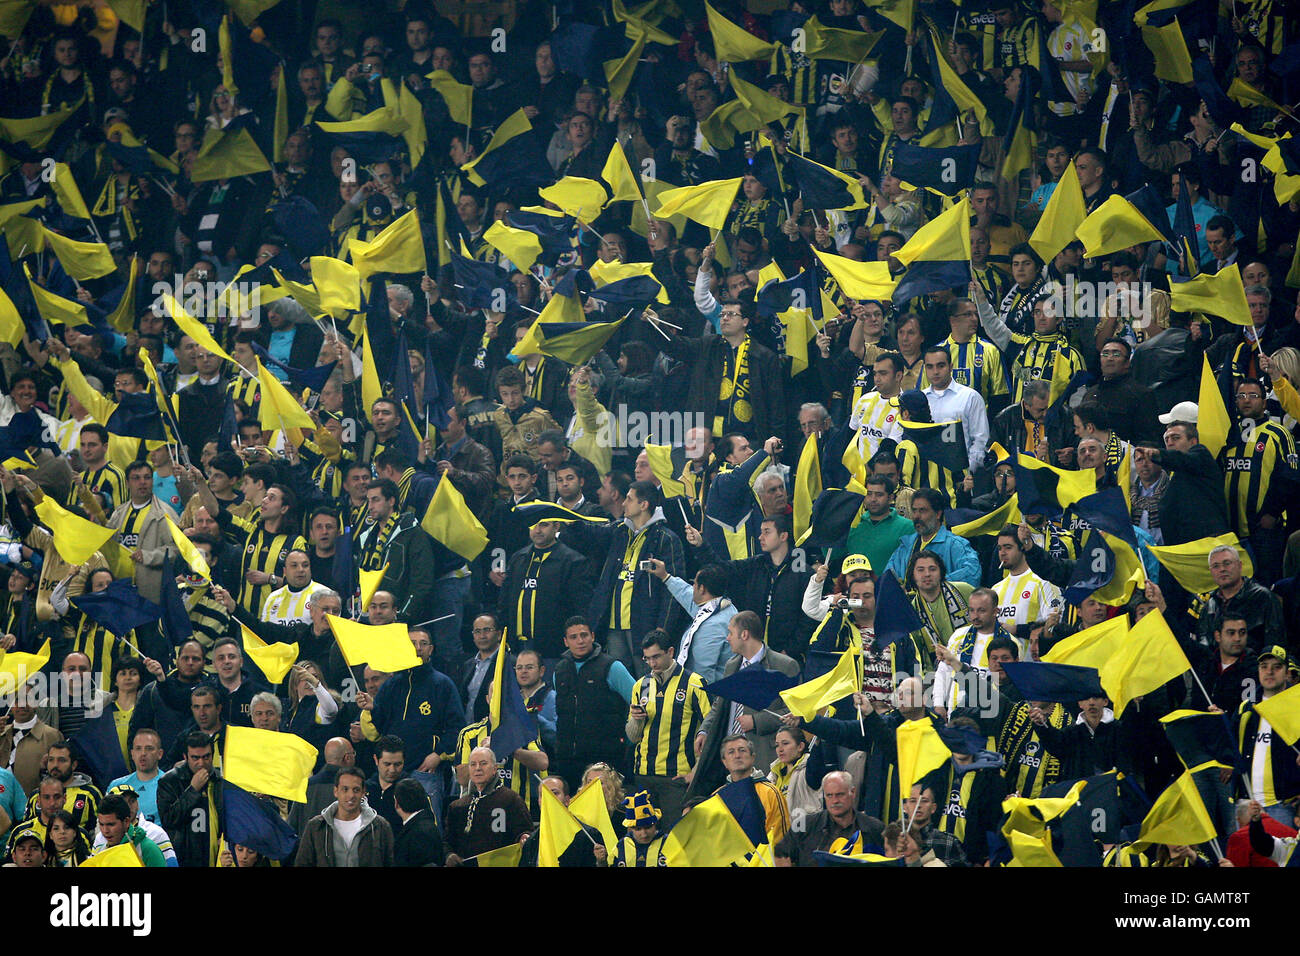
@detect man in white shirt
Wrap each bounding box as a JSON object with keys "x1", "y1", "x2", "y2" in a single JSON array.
[
  {"x1": 992, "y1": 528, "x2": 1062, "y2": 646},
  {"x1": 260, "y1": 549, "x2": 326, "y2": 626},
  {"x1": 921, "y1": 346, "x2": 990, "y2": 472}
]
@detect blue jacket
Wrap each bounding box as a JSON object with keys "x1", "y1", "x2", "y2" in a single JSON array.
[
  {"x1": 664, "y1": 575, "x2": 735, "y2": 683},
  {"x1": 885, "y1": 526, "x2": 982, "y2": 588},
  {"x1": 371, "y1": 661, "x2": 466, "y2": 767}
]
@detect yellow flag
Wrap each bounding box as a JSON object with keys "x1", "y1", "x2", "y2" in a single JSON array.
[
  {"x1": 166, "y1": 517, "x2": 211, "y2": 581},
  {"x1": 653, "y1": 177, "x2": 743, "y2": 230},
  {"x1": 1227, "y1": 78, "x2": 1285, "y2": 112},
  {"x1": 600, "y1": 142, "x2": 642, "y2": 204},
  {"x1": 1007, "y1": 828, "x2": 1064, "y2": 866},
  {"x1": 348, "y1": 209, "x2": 425, "y2": 278},
  {"x1": 570, "y1": 778, "x2": 620, "y2": 856},
  {"x1": 358, "y1": 565, "x2": 387, "y2": 610},
  {"x1": 1029, "y1": 159, "x2": 1086, "y2": 264},
  {"x1": 1076, "y1": 195, "x2": 1165, "y2": 259},
  {"x1": 426, "y1": 70, "x2": 473, "y2": 128},
  {"x1": 729, "y1": 71, "x2": 803, "y2": 128},
  {"x1": 1001, "y1": 778, "x2": 1088, "y2": 838},
  {"x1": 33, "y1": 497, "x2": 115, "y2": 565},
  {"x1": 315, "y1": 107, "x2": 409, "y2": 139},
  {"x1": 81, "y1": 842, "x2": 143, "y2": 867},
  {"x1": 896, "y1": 718, "x2": 952, "y2": 799},
  {"x1": 360, "y1": 326, "x2": 382, "y2": 413},
  {"x1": 0, "y1": 639, "x2": 51, "y2": 694},
  {"x1": 49, "y1": 162, "x2": 92, "y2": 220},
  {"x1": 398, "y1": 82, "x2": 427, "y2": 170},
  {"x1": 538, "y1": 783, "x2": 589, "y2": 867},
  {"x1": 1134, "y1": 769, "x2": 1217, "y2": 849},
  {"x1": 0, "y1": 285, "x2": 21, "y2": 346},
  {"x1": 1141, "y1": 21, "x2": 1193, "y2": 84},
  {"x1": 1148, "y1": 533, "x2": 1253, "y2": 596},
  {"x1": 539, "y1": 177, "x2": 609, "y2": 223},
  {"x1": 483, "y1": 221, "x2": 543, "y2": 271},
  {"x1": 223, "y1": 725, "x2": 318, "y2": 802},
  {"x1": 704, "y1": 1, "x2": 775, "y2": 61},
  {"x1": 893, "y1": 197, "x2": 971, "y2": 270},
  {"x1": 239, "y1": 623, "x2": 299, "y2": 684},
  {"x1": 189, "y1": 126, "x2": 271, "y2": 183},
  {"x1": 160, "y1": 293, "x2": 236, "y2": 363},
  {"x1": 1197, "y1": 354, "x2": 1231, "y2": 457},
  {"x1": 1133, "y1": 0, "x2": 1195, "y2": 26},
  {"x1": 1099, "y1": 610, "x2": 1191, "y2": 716},
  {"x1": 326, "y1": 615, "x2": 422, "y2": 672},
  {"x1": 105, "y1": 255, "x2": 138, "y2": 335},
  {"x1": 1169, "y1": 263, "x2": 1253, "y2": 327},
  {"x1": 644, "y1": 443, "x2": 687, "y2": 498},
  {"x1": 793, "y1": 433, "x2": 821, "y2": 542},
  {"x1": 218, "y1": 14, "x2": 237, "y2": 94},
  {"x1": 307, "y1": 256, "x2": 361, "y2": 318},
  {"x1": 465, "y1": 842, "x2": 523, "y2": 866},
  {"x1": 662, "y1": 792, "x2": 756, "y2": 866},
  {"x1": 421, "y1": 475, "x2": 489, "y2": 561},
  {"x1": 780, "y1": 645, "x2": 860, "y2": 720},
  {"x1": 1254, "y1": 683, "x2": 1300, "y2": 747},
  {"x1": 602, "y1": 30, "x2": 645, "y2": 103},
  {"x1": 258, "y1": 360, "x2": 315, "y2": 432},
  {"x1": 1042, "y1": 615, "x2": 1129, "y2": 669},
  {"x1": 926, "y1": 27, "x2": 993, "y2": 135},
  {"x1": 811, "y1": 248, "x2": 897, "y2": 300},
  {"x1": 26, "y1": 265, "x2": 87, "y2": 326},
  {"x1": 273, "y1": 64, "x2": 289, "y2": 163}
]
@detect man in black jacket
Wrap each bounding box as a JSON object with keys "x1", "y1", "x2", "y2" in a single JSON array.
[
  {"x1": 552, "y1": 616, "x2": 635, "y2": 792},
  {"x1": 774, "y1": 769, "x2": 884, "y2": 866},
  {"x1": 1081, "y1": 339, "x2": 1162, "y2": 445},
  {"x1": 1030, "y1": 695, "x2": 1120, "y2": 781},
  {"x1": 357, "y1": 479, "x2": 436, "y2": 625},
  {"x1": 989, "y1": 380, "x2": 1068, "y2": 463},
  {"x1": 690, "y1": 512, "x2": 815, "y2": 665},
  {"x1": 1192, "y1": 547, "x2": 1287, "y2": 654},
  {"x1": 1135, "y1": 410, "x2": 1230, "y2": 548},
  {"x1": 498, "y1": 521, "x2": 592, "y2": 664},
  {"x1": 157, "y1": 732, "x2": 224, "y2": 868},
  {"x1": 129, "y1": 640, "x2": 213, "y2": 755},
  {"x1": 393, "y1": 778, "x2": 444, "y2": 866},
  {"x1": 1130, "y1": 312, "x2": 1205, "y2": 413},
  {"x1": 653, "y1": 293, "x2": 787, "y2": 451}
]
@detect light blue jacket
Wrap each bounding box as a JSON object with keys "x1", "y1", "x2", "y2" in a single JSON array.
[
  {"x1": 665, "y1": 575, "x2": 736, "y2": 683},
  {"x1": 885, "y1": 526, "x2": 983, "y2": 588}
]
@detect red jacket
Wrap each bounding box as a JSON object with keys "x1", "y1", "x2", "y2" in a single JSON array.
[{"x1": 1226, "y1": 816, "x2": 1296, "y2": 867}]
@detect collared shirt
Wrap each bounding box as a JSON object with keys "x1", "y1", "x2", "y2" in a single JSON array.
[{"x1": 922, "y1": 379, "x2": 990, "y2": 471}]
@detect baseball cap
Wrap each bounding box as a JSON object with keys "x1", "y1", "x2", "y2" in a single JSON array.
[
  {"x1": 108, "y1": 784, "x2": 138, "y2": 799},
  {"x1": 1257, "y1": 645, "x2": 1298, "y2": 673},
  {"x1": 11, "y1": 828, "x2": 41, "y2": 847},
  {"x1": 1157, "y1": 401, "x2": 1199, "y2": 425},
  {"x1": 840, "y1": 553, "x2": 872, "y2": 575},
  {"x1": 103, "y1": 107, "x2": 128, "y2": 125},
  {"x1": 896, "y1": 389, "x2": 930, "y2": 419}
]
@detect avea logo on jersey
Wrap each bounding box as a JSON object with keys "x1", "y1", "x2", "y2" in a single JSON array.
[{"x1": 50, "y1": 888, "x2": 152, "y2": 936}]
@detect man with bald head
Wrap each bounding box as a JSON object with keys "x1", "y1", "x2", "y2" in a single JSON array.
[
  {"x1": 366, "y1": 591, "x2": 399, "y2": 626},
  {"x1": 53, "y1": 651, "x2": 111, "y2": 738},
  {"x1": 443, "y1": 746, "x2": 532, "y2": 865},
  {"x1": 292, "y1": 736, "x2": 358, "y2": 833},
  {"x1": 775, "y1": 769, "x2": 885, "y2": 866}
]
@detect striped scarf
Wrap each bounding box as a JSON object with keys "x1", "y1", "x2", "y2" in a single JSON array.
[
  {"x1": 913, "y1": 582, "x2": 970, "y2": 649},
  {"x1": 359, "y1": 511, "x2": 401, "y2": 570}
]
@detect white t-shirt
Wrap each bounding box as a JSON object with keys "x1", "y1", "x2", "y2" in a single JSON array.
[{"x1": 333, "y1": 814, "x2": 364, "y2": 846}]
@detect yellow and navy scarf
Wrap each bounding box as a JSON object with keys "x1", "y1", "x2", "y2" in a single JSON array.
[
  {"x1": 715, "y1": 337, "x2": 752, "y2": 435},
  {"x1": 359, "y1": 511, "x2": 401, "y2": 570}
]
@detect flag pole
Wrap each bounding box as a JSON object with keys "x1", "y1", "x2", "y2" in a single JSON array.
[{"x1": 1187, "y1": 666, "x2": 1216, "y2": 710}]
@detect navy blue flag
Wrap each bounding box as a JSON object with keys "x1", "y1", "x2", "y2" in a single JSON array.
[
  {"x1": 222, "y1": 783, "x2": 300, "y2": 861},
  {"x1": 587, "y1": 275, "x2": 662, "y2": 314},
  {"x1": 451, "y1": 255, "x2": 514, "y2": 311},
  {"x1": 874, "y1": 569, "x2": 924, "y2": 649},
  {"x1": 159, "y1": 553, "x2": 194, "y2": 646},
  {"x1": 0, "y1": 237, "x2": 48, "y2": 344},
  {"x1": 800, "y1": 487, "x2": 865, "y2": 550},
  {"x1": 364, "y1": 277, "x2": 400, "y2": 376},
  {"x1": 1064, "y1": 529, "x2": 1117, "y2": 605},
  {"x1": 488, "y1": 647, "x2": 540, "y2": 761},
  {"x1": 250, "y1": 342, "x2": 337, "y2": 393},
  {"x1": 784, "y1": 150, "x2": 860, "y2": 208},
  {"x1": 936, "y1": 723, "x2": 990, "y2": 757},
  {"x1": 813, "y1": 849, "x2": 902, "y2": 866},
  {"x1": 713, "y1": 776, "x2": 767, "y2": 846},
  {"x1": 271, "y1": 196, "x2": 331, "y2": 260},
  {"x1": 999, "y1": 661, "x2": 1105, "y2": 704},
  {"x1": 69, "y1": 708, "x2": 129, "y2": 789},
  {"x1": 757, "y1": 269, "x2": 822, "y2": 320},
  {"x1": 333, "y1": 525, "x2": 358, "y2": 613},
  {"x1": 890, "y1": 142, "x2": 981, "y2": 197},
  {"x1": 71, "y1": 580, "x2": 164, "y2": 637},
  {"x1": 0, "y1": 409, "x2": 58, "y2": 460},
  {"x1": 103, "y1": 141, "x2": 160, "y2": 177},
  {"x1": 924, "y1": 31, "x2": 962, "y2": 131},
  {"x1": 897, "y1": 419, "x2": 968, "y2": 476},
  {"x1": 389, "y1": 329, "x2": 423, "y2": 462},
  {"x1": 105, "y1": 391, "x2": 167, "y2": 441},
  {"x1": 748, "y1": 147, "x2": 786, "y2": 198},
  {"x1": 1045, "y1": 771, "x2": 1125, "y2": 865},
  {"x1": 1064, "y1": 487, "x2": 1144, "y2": 604},
  {"x1": 1161, "y1": 710, "x2": 1239, "y2": 771},
  {"x1": 702, "y1": 667, "x2": 800, "y2": 712},
  {"x1": 1193, "y1": 57, "x2": 1243, "y2": 130},
  {"x1": 216, "y1": 390, "x2": 239, "y2": 448},
  {"x1": 1172, "y1": 174, "x2": 1201, "y2": 275},
  {"x1": 423, "y1": 336, "x2": 453, "y2": 431},
  {"x1": 468, "y1": 127, "x2": 557, "y2": 190}
]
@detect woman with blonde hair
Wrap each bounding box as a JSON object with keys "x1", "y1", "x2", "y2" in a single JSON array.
[{"x1": 581, "y1": 762, "x2": 626, "y2": 834}]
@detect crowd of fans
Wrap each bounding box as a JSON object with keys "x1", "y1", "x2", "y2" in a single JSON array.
[{"x1": 0, "y1": 0, "x2": 1297, "y2": 868}]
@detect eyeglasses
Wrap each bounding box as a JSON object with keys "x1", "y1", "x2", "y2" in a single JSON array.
[{"x1": 471, "y1": 627, "x2": 498, "y2": 635}]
